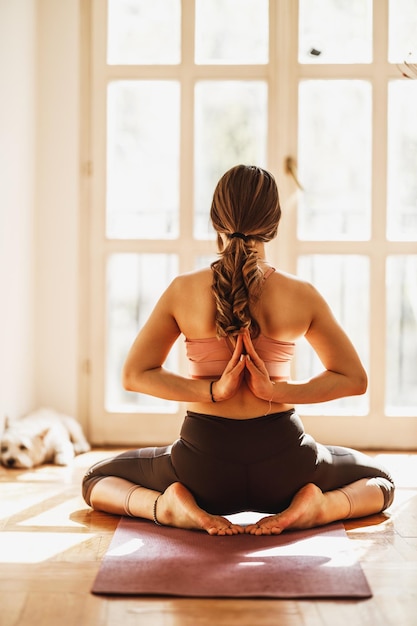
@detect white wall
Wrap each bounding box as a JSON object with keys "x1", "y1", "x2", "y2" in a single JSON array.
[
  {"x1": 35, "y1": 0, "x2": 81, "y2": 419},
  {"x1": 0, "y1": 0, "x2": 81, "y2": 425},
  {"x1": 0, "y1": 0, "x2": 37, "y2": 424}
]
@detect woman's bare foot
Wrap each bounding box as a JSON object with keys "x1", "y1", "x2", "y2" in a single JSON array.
[
  {"x1": 156, "y1": 482, "x2": 244, "y2": 536},
  {"x1": 245, "y1": 483, "x2": 351, "y2": 535}
]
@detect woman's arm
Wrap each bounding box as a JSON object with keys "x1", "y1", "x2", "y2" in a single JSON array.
[{"x1": 243, "y1": 284, "x2": 368, "y2": 405}]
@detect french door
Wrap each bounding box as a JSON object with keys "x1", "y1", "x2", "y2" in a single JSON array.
[{"x1": 85, "y1": 0, "x2": 417, "y2": 448}]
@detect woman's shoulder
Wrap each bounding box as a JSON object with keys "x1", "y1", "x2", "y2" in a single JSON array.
[
  {"x1": 267, "y1": 268, "x2": 319, "y2": 296},
  {"x1": 170, "y1": 267, "x2": 212, "y2": 290},
  {"x1": 166, "y1": 268, "x2": 214, "y2": 307}
]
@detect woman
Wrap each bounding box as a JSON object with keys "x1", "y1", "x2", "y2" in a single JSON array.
[{"x1": 83, "y1": 165, "x2": 394, "y2": 536}]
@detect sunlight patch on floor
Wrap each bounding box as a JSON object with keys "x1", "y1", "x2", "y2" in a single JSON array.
[
  {"x1": 0, "y1": 483, "x2": 67, "y2": 519},
  {"x1": 17, "y1": 497, "x2": 88, "y2": 529},
  {"x1": 0, "y1": 531, "x2": 96, "y2": 563}
]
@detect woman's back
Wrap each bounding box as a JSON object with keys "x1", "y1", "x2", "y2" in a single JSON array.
[{"x1": 169, "y1": 263, "x2": 318, "y2": 418}]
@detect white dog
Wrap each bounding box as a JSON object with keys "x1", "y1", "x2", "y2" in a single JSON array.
[{"x1": 0, "y1": 408, "x2": 90, "y2": 469}]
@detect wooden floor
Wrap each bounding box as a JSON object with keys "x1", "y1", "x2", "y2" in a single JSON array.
[{"x1": 1, "y1": 449, "x2": 416, "y2": 626}]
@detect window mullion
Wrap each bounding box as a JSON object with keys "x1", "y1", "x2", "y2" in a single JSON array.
[
  {"x1": 269, "y1": 0, "x2": 299, "y2": 274},
  {"x1": 369, "y1": 0, "x2": 389, "y2": 425},
  {"x1": 179, "y1": 0, "x2": 196, "y2": 266}
]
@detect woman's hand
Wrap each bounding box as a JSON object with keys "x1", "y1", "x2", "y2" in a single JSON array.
[
  {"x1": 211, "y1": 333, "x2": 246, "y2": 402},
  {"x1": 242, "y1": 330, "x2": 276, "y2": 401}
]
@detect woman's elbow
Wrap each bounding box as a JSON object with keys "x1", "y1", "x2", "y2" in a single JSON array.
[
  {"x1": 353, "y1": 369, "x2": 368, "y2": 396},
  {"x1": 122, "y1": 364, "x2": 138, "y2": 392}
]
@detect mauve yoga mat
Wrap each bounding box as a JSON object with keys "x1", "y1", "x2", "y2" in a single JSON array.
[{"x1": 92, "y1": 516, "x2": 372, "y2": 598}]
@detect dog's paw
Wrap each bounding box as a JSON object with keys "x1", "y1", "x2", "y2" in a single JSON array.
[
  {"x1": 73, "y1": 440, "x2": 91, "y2": 455},
  {"x1": 53, "y1": 451, "x2": 74, "y2": 466}
]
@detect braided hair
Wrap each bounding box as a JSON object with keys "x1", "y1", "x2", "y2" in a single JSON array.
[{"x1": 210, "y1": 165, "x2": 281, "y2": 340}]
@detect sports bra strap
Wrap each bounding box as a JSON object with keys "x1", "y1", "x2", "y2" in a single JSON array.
[{"x1": 263, "y1": 267, "x2": 275, "y2": 280}]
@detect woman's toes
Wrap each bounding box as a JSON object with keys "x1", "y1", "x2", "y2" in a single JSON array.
[{"x1": 206, "y1": 519, "x2": 244, "y2": 536}]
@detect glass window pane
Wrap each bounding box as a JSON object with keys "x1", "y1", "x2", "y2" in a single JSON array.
[
  {"x1": 298, "y1": 81, "x2": 372, "y2": 240},
  {"x1": 387, "y1": 81, "x2": 417, "y2": 241},
  {"x1": 195, "y1": 255, "x2": 217, "y2": 270},
  {"x1": 106, "y1": 253, "x2": 179, "y2": 412},
  {"x1": 299, "y1": 0, "x2": 372, "y2": 64},
  {"x1": 388, "y1": 0, "x2": 417, "y2": 64},
  {"x1": 107, "y1": 81, "x2": 180, "y2": 239},
  {"x1": 107, "y1": 0, "x2": 181, "y2": 65},
  {"x1": 296, "y1": 255, "x2": 369, "y2": 415},
  {"x1": 194, "y1": 81, "x2": 268, "y2": 238},
  {"x1": 386, "y1": 256, "x2": 417, "y2": 414},
  {"x1": 195, "y1": 0, "x2": 268, "y2": 64}
]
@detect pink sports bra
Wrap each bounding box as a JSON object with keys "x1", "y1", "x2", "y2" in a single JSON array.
[{"x1": 185, "y1": 334, "x2": 295, "y2": 380}]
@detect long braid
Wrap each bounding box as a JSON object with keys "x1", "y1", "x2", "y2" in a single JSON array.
[
  {"x1": 210, "y1": 165, "x2": 281, "y2": 340},
  {"x1": 211, "y1": 239, "x2": 263, "y2": 339}
]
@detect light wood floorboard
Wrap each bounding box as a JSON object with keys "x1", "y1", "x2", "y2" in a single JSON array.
[{"x1": 1, "y1": 450, "x2": 416, "y2": 626}]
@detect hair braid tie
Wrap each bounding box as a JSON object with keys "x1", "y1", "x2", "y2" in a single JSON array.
[{"x1": 229, "y1": 232, "x2": 249, "y2": 242}]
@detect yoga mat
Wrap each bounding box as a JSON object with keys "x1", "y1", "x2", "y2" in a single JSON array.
[{"x1": 92, "y1": 516, "x2": 372, "y2": 598}]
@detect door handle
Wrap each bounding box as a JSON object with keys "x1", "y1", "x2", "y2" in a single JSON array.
[{"x1": 284, "y1": 156, "x2": 304, "y2": 190}]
